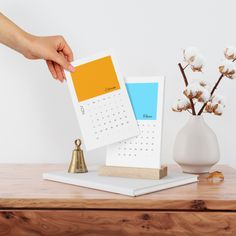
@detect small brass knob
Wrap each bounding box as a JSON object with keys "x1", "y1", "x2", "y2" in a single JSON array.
[{"x1": 75, "y1": 139, "x2": 81, "y2": 148}]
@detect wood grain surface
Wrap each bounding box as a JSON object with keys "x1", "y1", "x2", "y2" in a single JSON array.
[
  {"x1": 0, "y1": 164, "x2": 235, "y2": 210},
  {"x1": 0, "y1": 210, "x2": 235, "y2": 236}
]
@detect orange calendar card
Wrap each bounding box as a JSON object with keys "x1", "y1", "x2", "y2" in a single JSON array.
[
  {"x1": 65, "y1": 51, "x2": 139, "y2": 150},
  {"x1": 71, "y1": 56, "x2": 120, "y2": 102}
]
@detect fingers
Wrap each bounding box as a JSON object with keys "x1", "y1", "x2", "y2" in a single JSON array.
[
  {"x1": 46, "y1": 60, "x2": 57, "y2": 80},
  {"x1": 58, "y1": 51, "x2": 66, "y2": 79},
  {"x1": 61, "y1": 39, "x2": 74, "y2": 62},
  {"x1": 56, "y1": 35, "x2": 74, "y2": 62},
  {"x1": 52, "y1": 51, "x2": 75, "y2": 73},
  {"x1": 53, "y1": 61, "x2": 65, "y2": 82},
  {"x1": 44, "y1": 35, "x2": 75, "y2": 82},
  {"x1": 46, "y1": 60, "x2": 65, "y2": 82}
]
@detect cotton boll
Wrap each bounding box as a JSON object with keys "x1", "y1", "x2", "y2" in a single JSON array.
[
  {"x1": 205, "y1": 102, "x2": 214, "y2": 113},
  {"x1": 172, "y1": 96, "x2": 191, "y2": 112},
  {"x1": 191, "y1": 78, "x2": 211, "y2": 92},
  {"x1": 192, "y1": 78, "x2": 207, "y2": 87},
  {"x1": 197, "y1": 88, "x2": 210, "y2": 103},
  {"x1": 190, "y1": 54, "x2": 205, "y2": 72},
  {"x1": 172, "y1": 103, "x2": 181, "y2": 112},
  {"x1": 192, "y1": 78, "x2": 211, "y2": 90},
  {"x1": 184, "y1": 83, "x2": 210, "y2": 103},
  {"x1": 219, "y1": 60, "x2": 235, "y2": 73},
  {"x1": 231, "y1": 72, "x2": 236, "y2": 80},
  {"x1": 219, "y1": 59, "x2": 236, "y2": 79},
  {"x1": 211, "y1": 94, "x2": 225, "y2": 107},
  {"x1": 224, "y1": 46, "x2": 236, "y2": 60},
  {"x1": 213, "y1": 104, "x2": 224, "y2": 116},
  {"x1": 205, "y1": 94, "x2": 225, "y2": 115},
  {"x1": 183, "y1": 47, "x2": 199, "y2": 64},
  {"x1": 183, "y1": 47, "x2": 205, "y2": 72},
  {"x1": 184, "y1": 83, "x2": 201, "y2": 98}
]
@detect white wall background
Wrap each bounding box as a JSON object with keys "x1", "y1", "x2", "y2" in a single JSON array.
[{"x1": 0, "y1": 0, "x2": 235, "y2": 167}]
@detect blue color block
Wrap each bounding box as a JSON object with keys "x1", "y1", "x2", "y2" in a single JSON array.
[{"x1": 126, "y1": 83, "x2": 158, "y2": 120}]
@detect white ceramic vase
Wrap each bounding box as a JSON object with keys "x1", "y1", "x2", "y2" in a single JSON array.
[{"x1": 173, "y1": 116, "x2": 220, "y2": 174}]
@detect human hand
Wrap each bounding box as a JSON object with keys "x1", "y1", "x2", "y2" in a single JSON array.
[
  {"x1": 0, "y1": 13, "x2": 74, "y2": 82},
  {"x1": 24, "y1": 35, "x2": 74, "y2": 82}
]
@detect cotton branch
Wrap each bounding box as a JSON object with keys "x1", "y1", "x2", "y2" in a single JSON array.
[
  {"x1": 198, "y1": 74, "x2": 224, "y2": 115},
  {"x1": 198, "y1": 57, "x2": 236, "y2": 115},
  {"x1": 178, "y1": 63, "x2": 196, "y2": 115}
]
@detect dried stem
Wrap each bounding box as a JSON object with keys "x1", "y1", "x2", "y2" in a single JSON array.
[
  {"x1": 178, "y1": 63, "x2": 196, "y2": 115},
  {"x1": 186, "y1": 109, "x2": 193, "y2": 115},
  {"x1": 197, "y1": 74, "x2": 224, "y2": 115},
  {"x1": 197, "y1": 58, "x2": 236, "y2": 115},
  {"x1": 183, "y1": 64, "x2": 189, "y2": 70}
]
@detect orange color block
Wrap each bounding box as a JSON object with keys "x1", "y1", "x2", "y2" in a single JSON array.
[{"x1": 71, "y1": 56, "x2": 120, "y2": 102}]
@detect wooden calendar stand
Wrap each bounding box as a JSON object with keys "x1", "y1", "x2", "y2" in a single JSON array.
[{"x1": 99, "y1": 165, "x2": 168, "y2": 180}]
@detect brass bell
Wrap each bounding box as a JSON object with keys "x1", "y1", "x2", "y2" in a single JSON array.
[{"x1": 68, "y1": 139, "x2": 88, "y2": 173}]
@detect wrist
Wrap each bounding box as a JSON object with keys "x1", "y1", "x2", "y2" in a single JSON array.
[{"x1": 18, "y1": 32, "x2": 37, "y2": 59}]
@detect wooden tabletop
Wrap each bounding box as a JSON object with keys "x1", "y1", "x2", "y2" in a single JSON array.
[{"x1": 0, "y1": 164, "x2": 236, "y2": 211}]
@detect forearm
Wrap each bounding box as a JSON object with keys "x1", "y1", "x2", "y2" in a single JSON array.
[
  {"x1": 0, "y1": 12, "x2": 32, "y2": 56},
  {"x1": 0, "y1": 12, "x2": 74, "y2": 81}
]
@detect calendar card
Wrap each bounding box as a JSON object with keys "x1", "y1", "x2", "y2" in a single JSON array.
[
  {"x1": 106, "y1": 76, "x2": 165, "y2": 168},
  {"x1": 65, "y1": 52, "x2": 139, "y2": 150}
]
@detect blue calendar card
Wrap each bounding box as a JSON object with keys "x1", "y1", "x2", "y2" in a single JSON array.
[{"x1": 126, "y1": 83, "x2": 158, "y2": 120}]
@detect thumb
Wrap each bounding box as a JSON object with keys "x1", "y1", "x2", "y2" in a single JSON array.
[{"x1": 52, "y1": 52, "x2": 75, "y2": 72}]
